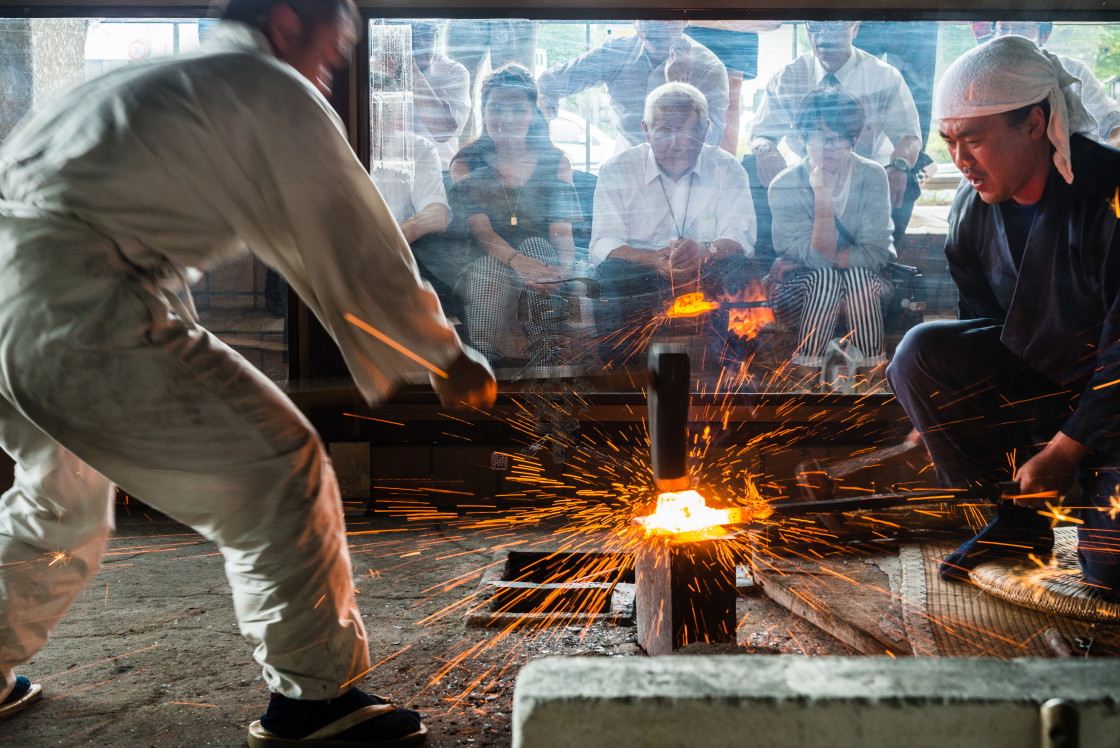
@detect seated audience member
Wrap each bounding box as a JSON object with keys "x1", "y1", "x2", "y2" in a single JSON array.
[
  {"x1": 370, "y1": 131, "x2": 456, "y2": 307},
  {"x1": 449, "y1": 65, "x2": 582, "y2": 368},
  {"x1": 748, "y1": 21, "x2": 921, "y2": 256},
  {"x1": 407, "y1": 21, "x2": 471, "y2": 170},
  {"x1": 591, "y1": 82, "x2": 756, "y2": 366},
  {"x1": 537, "y1": 21, "x2": 729, "y2": 151},
  {"x1": 767, "y1": 87, "x2": 895, "y2": 374},
  {"x1": 994, "y1": 21, "x2": 1120, "y2": 147}
]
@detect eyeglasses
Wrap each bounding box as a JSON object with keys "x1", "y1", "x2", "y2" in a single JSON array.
[
  {"x1": 804, "y1": 132, "x2": 853, "y2": 149},
  {"x1": 648, "y1": 125, "x2": 707, "y2": 144},
  {"x1": 805, "y1": 21, "x2": 853, "y2": 35}
]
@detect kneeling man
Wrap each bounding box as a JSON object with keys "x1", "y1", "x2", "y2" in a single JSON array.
[
  {"x1": 887, "y1": 36, "x2": 1120, "y2": 599},
  {"x1": 591, "y1": 82, "x2": 757, "y2": 365}
]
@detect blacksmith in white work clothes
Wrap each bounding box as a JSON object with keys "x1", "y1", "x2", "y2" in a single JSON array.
[{"x1": 0, "y1": 0, "x2": 494, "y2": 743}]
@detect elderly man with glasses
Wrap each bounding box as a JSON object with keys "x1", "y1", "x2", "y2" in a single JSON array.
[
  {"x1": 746, "y1": 20, "x2": 922, "y2": 258},
  {"x1": 590, "y1": 82, "x2": 757, "y2": 367}
]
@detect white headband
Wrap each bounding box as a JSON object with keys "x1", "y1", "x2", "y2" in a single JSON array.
[{"x1": 934, "y1": 35, "x2": 1096, "y2": 184}]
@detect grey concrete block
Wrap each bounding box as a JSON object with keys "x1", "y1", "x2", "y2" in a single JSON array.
[{"x1": 513, "y1": 656, "x2": 1120, "y2": 747}]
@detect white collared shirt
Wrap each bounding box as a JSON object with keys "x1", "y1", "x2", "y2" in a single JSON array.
[
  {"x1": 412, "y1": 54, "x2": 470, "y2": 170},
  {"x1": 750, "y1": 47, "x2": 920, "y2": 165},
  {"x1": 590, "y1": 142, "x2": 756, "y2": 265},
  {"x1": 371, "y1": 133, "x2": 449, "y2": 223}
]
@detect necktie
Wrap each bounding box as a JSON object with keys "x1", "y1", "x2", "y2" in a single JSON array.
[{"x1": 821, "y1": 72, "x2": 841, "y2": 88}]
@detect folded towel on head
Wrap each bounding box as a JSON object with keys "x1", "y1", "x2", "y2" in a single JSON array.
[{"x1": 934, "y1": 35, "x2": 1096, "y2": 184}]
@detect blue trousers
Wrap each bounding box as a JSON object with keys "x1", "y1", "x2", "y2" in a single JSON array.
[{"x1": 888, "y1": 319, "x2": 1120, "y2": 600}]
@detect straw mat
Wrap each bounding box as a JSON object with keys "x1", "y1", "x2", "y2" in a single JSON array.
[
  {"x1": 970, "y1": 527, "x2": 1120, "y2": 624},
  {"x1": 907, "y1": 529, "x2": 1120, "y2": 657}
]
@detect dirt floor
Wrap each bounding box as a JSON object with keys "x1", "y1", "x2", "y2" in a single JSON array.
[{"x1": 0, "y1": 505, "x2": 855, "y2": 748}]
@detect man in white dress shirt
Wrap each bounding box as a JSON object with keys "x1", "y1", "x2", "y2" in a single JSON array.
[
  {"x1": 747, "y1": 21, "x2": 922, "y2": 254},
  {"x1": 591, "y1": 82, "x2": 757, "y2": 366},
  {"x1": 537, "y1": 21, "x2": 729, "y2": 151},
  {"x1": 407, "y1": 21, "x2": 471, "y2": 170},
  {"x1": 370, "y1": 131, "x2": 463, "y2": 313}
]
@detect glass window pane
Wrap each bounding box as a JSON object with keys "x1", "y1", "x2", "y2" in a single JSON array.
[{"x1": 366, "y1": 16, "x2": 1120, "y2": 396}]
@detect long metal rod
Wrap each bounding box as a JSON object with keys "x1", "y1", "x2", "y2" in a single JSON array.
[{"x1": 765, "y1": 481, "x2": 1020, "y2": 515}]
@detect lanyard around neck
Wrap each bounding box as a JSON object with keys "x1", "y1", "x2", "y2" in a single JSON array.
[{"x1": 658, "y1": 172, "x2": 693, "y2": 241}]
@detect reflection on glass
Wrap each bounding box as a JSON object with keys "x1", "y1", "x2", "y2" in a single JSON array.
[{"x1": 365, "y1": 18, "x2": 1120, "y2": 393}]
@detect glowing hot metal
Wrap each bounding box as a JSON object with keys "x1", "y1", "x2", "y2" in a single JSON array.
[{"x1": 665, "y1": 292, "x2": 719, "y2": 318}]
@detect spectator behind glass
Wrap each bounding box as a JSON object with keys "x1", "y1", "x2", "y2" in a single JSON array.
[
  {"x1": 993, "y1": 21, "x2": 1120, "y2": 147},
  {"x1": 590, "y1": 82, "x2": 757, "y2": 368},
  {"x1": 449, "y1": 64, "x2": 582, "y2": 369},
  {"x1": 536, "y1": 21, "x2": 729, "y2": 152},
  {"x1": 766, "y1": 87, "x2": 895, "y2": 375},
  {"x1": 406, "y1": 21, "x2": 471, "y2": 170},
  {"x1": 747, "y1": 21, "x2": 921, "y2": 259},
  {"x1": 370, "y1": 129, "x2": 456, "y2": 310},
  {"x1": 369, "y1": 35, "x2": 457, "y2": 309},
  {"x1": 445, "y1": 19, "x2": 539, "y2": 143}
]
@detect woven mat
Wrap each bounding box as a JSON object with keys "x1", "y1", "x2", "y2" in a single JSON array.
[
  {"x1": 901, "y1": 528, "x2": 1120, "y2": 657},
  {"x1": 971, "y1": 527, "x2": 1120, "y2": 624}
]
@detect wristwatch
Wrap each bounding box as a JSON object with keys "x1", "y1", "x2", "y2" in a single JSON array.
[{"x1": 888, "y1": 158, "x2": 910, "y2": 172}]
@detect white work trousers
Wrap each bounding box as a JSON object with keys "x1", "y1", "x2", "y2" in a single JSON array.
[{"x1": 0, "y1": 217, "x2": 369, "y2": 700}]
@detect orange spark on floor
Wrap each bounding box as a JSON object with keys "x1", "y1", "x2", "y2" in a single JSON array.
[{"x1": 666, "y1": 292, "x2": 719, "y2": 318}]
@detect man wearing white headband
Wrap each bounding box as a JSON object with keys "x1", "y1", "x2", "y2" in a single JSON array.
[{"x1": 887, "y1": 35, "x2": 1120, "y2": 599}]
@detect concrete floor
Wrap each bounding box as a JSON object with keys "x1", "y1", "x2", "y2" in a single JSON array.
[{"x1": 0, "y1": 504, "x2": 852, "y2": 748}]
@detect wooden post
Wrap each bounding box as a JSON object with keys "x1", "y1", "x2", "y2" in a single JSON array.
[{"x1": 635, "y1": 536, "x2": 737, "y2": 656}]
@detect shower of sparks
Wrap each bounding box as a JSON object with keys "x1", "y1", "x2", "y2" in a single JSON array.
[
  {"x1": 1108, "y1": 491, "x2": 1120, "y2": 520},
  {"x1": 67, "y1": 309, "x2": 1120, "y2": 743},
  {"x1": 1038, "y1": 500, "x2": 1083, "y2": 528},
  {"x1": 633, "y1": 489, "x2": 763, "y2": 536}
]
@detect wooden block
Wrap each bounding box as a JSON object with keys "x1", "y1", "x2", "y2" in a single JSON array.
[
  {"x1": 370, "y1": 445, "x2": 430, "y2": 503},
  {"x1": 635, "y1": 537, "x2": 737, "y2": 656},
  {"x1": 430, "y1": 444, "x2": 499, "y2": 506}
]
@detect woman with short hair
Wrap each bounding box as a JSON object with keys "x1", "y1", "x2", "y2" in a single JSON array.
[{"x1": 766, "y1": 86, "x2": 896, "y2": 375}]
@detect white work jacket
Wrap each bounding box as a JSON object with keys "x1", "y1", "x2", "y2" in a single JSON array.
[{"x1": 0, "y1": 23, "x2": 462, "y2": 405}]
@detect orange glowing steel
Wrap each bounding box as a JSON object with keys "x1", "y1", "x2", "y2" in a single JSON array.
[
  {"x1": 725, "y1": 281, "x2": 774, "y2": 339},
  {"x1": 634, "y1": 490, "x2": 733, "y2": 535},
  {"x1": 666, "y1": 292, "x2": 719, "y2": 318}
]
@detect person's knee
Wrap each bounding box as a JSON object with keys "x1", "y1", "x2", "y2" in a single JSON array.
[{"x1": 887, "y1": 320, "x2": 961, "y2": 388}]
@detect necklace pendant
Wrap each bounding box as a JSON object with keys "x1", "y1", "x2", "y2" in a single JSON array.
[{"x1": 510, "y1": 216, "x2": 518, "y2": 226}]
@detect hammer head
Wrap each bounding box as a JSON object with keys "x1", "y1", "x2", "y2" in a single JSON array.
[{"x1": 648, "y1": 344, "x2": 690, "y2": 493}]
